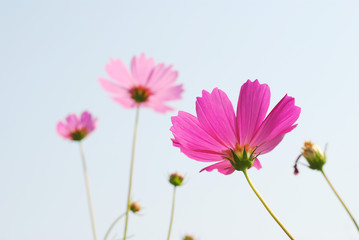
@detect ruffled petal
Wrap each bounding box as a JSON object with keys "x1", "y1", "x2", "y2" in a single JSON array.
[
  {"x1": 200, "y1": 160, "x2": 235, "y2": 175},
  {"x1": 237, "y1": 80, "x2": 270, "y2": 146},
  {"x1": 171, "y1": 111, "x2": 228, "y2": 162},
  {"x1": 196, "y1": 88, "x2": 237, "y2": 149},
  {"x1": 250, "y1": 95, "x2": 301, "y2": 148},
  {"x1": 105, "y1": 59, "x2": 133, "y2": 88},
  {"x1": 131, "y1": 53, "x2": 155, "y2": 85}
]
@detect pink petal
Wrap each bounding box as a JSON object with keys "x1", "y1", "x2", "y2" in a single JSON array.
[
  {"x1": 195, "y1": 88, "x2": 237, "y2": 149},
  {"x1": 112, "y1": 96, "x2": 137, "y2": 109},
  {"x1": 56, "y1": 122, "x2": 71, "y2": 139},
  {"x1": 153, "y1": 84, "x2": 183, "y2": 101},
  {"x1": 80, "y1": 111, "x2": 97, "y2": 133},
  {"x1": 105, "y1": 59, "x2": 133, "y2": 88},
  {"x1": 98, "y1": 77, "x2": 129, "y2": 94},
  {"x1": 250, "y1": 95, "x2": 301, "y2": 148},
  {"x1": 131, "y1": 53, "x2": 155, "y2": 85},
  {"x1": 251, "y1": 158, "x2": 262, "y2": 170},
  {"x1": 237, "y1": 80, "x2": 270, "y2": 146},
  {"x1": 146, "y1": 64, "x2": 178, "y2": 91},
  {"x1": 200, "y1": 160, "x2": 235, "y2": 175},
  {"x1": 255, "y1": 125, "x2": 297, "y2": 155},
  {"x1": 65, "y1": 114, "x2": 79, "y2": 132},
  {"x1": 171, "y1": 111, "x2": 228, "y2": 162},
  {"x1": 142, "y1": 100, "x2": 174, "y2": 113}
]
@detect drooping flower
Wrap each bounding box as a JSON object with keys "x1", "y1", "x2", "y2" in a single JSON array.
[
  {"x1": 171, "y1": 80, "x2": 301, "y2": 175},
  {"x1": 57, "y1": 111, "x2": 97, "y2": 141},
  {"x1": 294, "y1": 141, "x2": 326, "y2": 174},
  {"x1": 99, "y1": 53, "x2": 183, "y2": 113}
]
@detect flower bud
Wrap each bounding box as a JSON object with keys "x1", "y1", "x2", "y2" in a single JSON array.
[
  {"x1": 294, "y1": 141, "x2": 326, "y2": 174},
  {"x1": 169, "y1": 172, "x2": 184, "y2": 187},
  {"x1": 183, "y1": 235, "x2": 194, "y2": 240},
  {"x1": 130, "y1": 201, "x2": 141, "y2": 213}
]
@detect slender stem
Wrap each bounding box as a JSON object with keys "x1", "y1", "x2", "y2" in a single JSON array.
[
  {"x1": 79, "y1": 142, "x2": 98, "y2": 240},
  {"x1": 104, "y1": 212, "x2": 126, "y2": 240},
  {"x1": 243, "y1": 170, "x2": 295, "y2": 240},
  {"x1": 123, "y1": 106, "x2": 140, "y2": 240},
  {"x1": 167, "y1": 186, "x2": 177, "y2": 240},
  {"x1": 320, "y1": 169, "x2": 359, "y2": 232}
]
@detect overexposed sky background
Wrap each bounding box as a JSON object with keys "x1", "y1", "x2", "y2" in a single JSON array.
[{"x1": 1, "y1": 0, "x2": 359, "y2": 239}]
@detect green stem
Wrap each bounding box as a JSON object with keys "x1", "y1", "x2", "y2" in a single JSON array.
[
  {"x1": 243, "y1": 170, "x2": 295, "y2": 240},
  {"x1": 79, "y1": 142, "x2": 98, "y2": 240},
  {"x1": 320, "y1": 169, "x2": 359, "y2": 232},
  {"x1": 123, "y1": 106, "x2": 140, "y2": 240},
  {"x1": 104, "y1": 212, "x2": 126, "y2": 240},
  {"x1": 167, "y1": 186, "x2": 177, "y2": 240}
]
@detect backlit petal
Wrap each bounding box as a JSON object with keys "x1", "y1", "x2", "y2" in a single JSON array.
[
  {"x1": 105, "y1": 59, "x2": 133, "y2": 87},
  {"x1": 146, "y1": 64, "x2": 178, "y2": 91},
  {"x1": 200, "y1": 160, "x2": 235, "y2": 175},
  {"x1": 251, "y1": 158, "x2": 262, "y2": 170},
  {"x1": 255, "y1": 125, "x2": 297, "y2": 155},
  {"x1": 131, "y1": 53, "x2": 155, "y2": 85},
  {"x1": 237, "y1": 80, "x2": 270, "y2": 146},
  {"x1": 56, "y1": 122, "x2": 70, "y2": 139},
  {"x1": 171, "y1": 111, "x2": 228, "y2": 162},
  {"x1": 196, "y1": 88, "x2": 237, "y2": 149},
  {"x1": 250, "y1": 95, "x2": 300, "y2": 148},
  {"x1": 98, "y1": 77, "x2": 129, "y2": 94}
]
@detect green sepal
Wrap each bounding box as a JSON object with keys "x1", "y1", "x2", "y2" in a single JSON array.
[{"x1": 228, "y1": 148, "x2": 255, "y2": 172}]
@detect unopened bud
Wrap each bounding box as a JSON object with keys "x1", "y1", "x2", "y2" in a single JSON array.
[
  {"x1": 294, "y1": 141, "x2": 326, "y2": 174},
  {"x1": 169, "y1": 172, "x2": 184, "y2": 187},
  {"x1": 183, "y1": 235, "x2": 194, "y2": 240},
  {"x1": 302, "y1": 141, "x2": 326, "y2": 170},
  {"x1": 130, "y1": 201, "x2": 141, "y2": 213}
]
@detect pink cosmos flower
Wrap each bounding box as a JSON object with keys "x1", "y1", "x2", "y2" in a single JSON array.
[
  {"x1": 56, "y1": 111, "x2": 97, "y2": 141},
  {"x1": 171, "y1": 80, "x2": 301, "y2": 175},
  {"x1": 99, "y1": 53, "x2": 183, "y2": 113}
]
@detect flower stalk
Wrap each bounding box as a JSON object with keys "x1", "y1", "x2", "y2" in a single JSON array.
[
  {"x1": 243, "y1": 169, "x2": 294, "y2": 240},
  {"x1": 123, "y1": 105, "x2": 140, "y2": 240},
  {"x1": 320, "y1": 169, "x2": 359, "y2": 232},
  {"x1": 78, "y1": 142, "x2": 98, "y2": 240},
  {"x1": 104, "y1": 212, "x2": 126, "y2": 240},
  {"x1": 167, "y1": 186, "x2": 177, "y2": 240}
]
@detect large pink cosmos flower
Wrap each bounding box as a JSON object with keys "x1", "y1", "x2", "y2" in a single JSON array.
[
  {"x1": 99, "y1": 53, "x2": 183, "y2": 113},
  {"x1": 171, "y1": 80, "x2": 301, "y2": 175},
  {"x1": 57, "y1": 111, "x2": 97, "y2": 141}
]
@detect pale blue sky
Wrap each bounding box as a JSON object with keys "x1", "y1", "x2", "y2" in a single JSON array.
[{"x1": 1, "y1": 0, "x2": 359, "y2": 239}]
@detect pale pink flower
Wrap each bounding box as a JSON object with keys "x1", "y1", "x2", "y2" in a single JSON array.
[
  {"x1": 99, "y1": 53, "x2": 183, "y2": 113},
  {"x1": 171, "y1": 80, "x2": 301, "y2": 175},
  {"x1": 56, "y1": 111, "x2": 97, "y2": 141}
]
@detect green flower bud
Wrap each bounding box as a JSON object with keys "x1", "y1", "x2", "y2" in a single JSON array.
[
  {"x1": 183, "y1": 235, "x2": 194, "y2": 240},
  {"x1": 130, "y1": 201, "x2": 141, "y2": 213},
  {"x1": 169, "y1": 172, "x2": 184, "y2": 187}
]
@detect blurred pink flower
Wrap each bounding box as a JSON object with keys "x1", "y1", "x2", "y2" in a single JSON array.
[
  {"x1": 99, "y1": 53, "x2": 183, "y2": 113},
  {"x1": 171, "y1": 80, "x2": 301, "y2": 175},
  {"x1": 56, "y1": 111, "x2": 97, "y2": 141}
]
